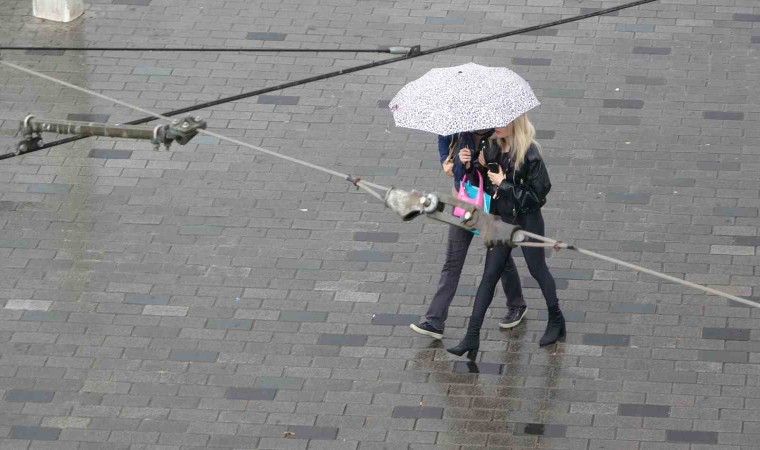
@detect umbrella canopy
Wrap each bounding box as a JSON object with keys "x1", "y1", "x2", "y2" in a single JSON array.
[{"x1": 389, "y1": 62, "x2": 540, "y2": 136}]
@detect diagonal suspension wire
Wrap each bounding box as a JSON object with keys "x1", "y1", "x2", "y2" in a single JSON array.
[
  {"x1": 0, "y1": 0, "x2": 658, "y2": 158},
  {"x1": 0, "y1": 58, "x2": 754, "y2": 310}
]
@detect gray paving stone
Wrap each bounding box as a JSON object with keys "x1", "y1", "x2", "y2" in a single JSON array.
[
  {"x1": 279, "y1": 311, "x2": 328, "y2": 322},
  {"x1": 317, "y1": 334, "x2": 368, "y2": 346},
  {"x1": 580, "y1": 8, "x2": 618, "y2": 16},
  {"x1": 625, "y1": 76, "x2": 667, "y2": 85},
  {"x1": 286, "y1": 426, "x2": 338, "y2": 440},
  {"x1": 353, "y1": 232, "x2": 399, "y2": 243},
  {"x1": 713, "y1": 207, "x2": 757, "y2": 217},
  {"x1": 511, "y1": 58, "x2": 551, "y2": 66},
  {"x1": 733, "y1": 14, "x2": 760, "y2": 22},
  {"x1": 0, "y1": 201, "x2": 19, "y2": 210},
  {"x1": 124, "y1": 294, "x2": 169, "y2": 305},
  {"x1": 582, "y1": 334, "x2": 630, "y2": 347},
  {"x1": 113, "y1": 0, "x2": 151, "y2": 4},
  {"x1": 257, "y1": 95, "x2": 300, "y2": 105},
  {"x1": 425, "y1": 16, "x2": 464, "y2": 25},
  {"x1": 168, "y1": 350, "x2": 218, "y2": 363},
  {"x1": 347, "y1": 251, "x2": 392, "y2": 262},
  {"x1": 452, "y1": 361, "x2": 502, "y2": 375},
  {"x1": 611, "y1": 303, "x2": 656, "y2": 314},
  {"x1": 615, "y1": 24, "x2": 654, "y2": 32},
  {"x1": 534, "y1": 130, "x2": 555, "y2": 139},
  {"x1": 205, "y1": 318, "x2": 253, "y2": 330},
  {"x1": 255, "y1": 377, "x2": 305, "y2": 390},
  {"x1": 599, "y1": 116, "x2": 641, "y2": 126},
  {"x1": 605, "y1": 193, "x2": 651, "y2": 204},
  {"x1": 25, "y1": 49, "x2": 64, "y2": 55},
  {"x1": 698, "y1": 350, "x2": 748, "y2": 363}
]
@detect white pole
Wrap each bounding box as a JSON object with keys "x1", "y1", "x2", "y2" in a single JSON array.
[{"x1": 33, "y1": 0, "x2": 83, "y2": 22}]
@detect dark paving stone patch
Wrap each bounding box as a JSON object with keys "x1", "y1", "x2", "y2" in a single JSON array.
[
  {"x1": 703, "y1": 111, "x2": 744, "y2": 121},
  {"x1": 371, "y1": 313, "x2": 419, "y2": 326},
  {"x1": 713, "y1": 207, "x2": 757, "y2": 217},
  {"x1": 392, "y1": 406, "x2": 444, "y2": 419},
  {"x1": 511, "y1": 57, "x2": 551, "y2": 66},
  {"x1": 66, "y1": 113, "x2": 110, "y2": 123},
  {"x1": 113, "y1": 0, "x2": 151, "y2": 4},
  {"x1": 666, "y1": 430, "x2": 718, "y2": 444},
  {"x1": 29, "y1": 184, "x2": 71, "y2": 193},
  {"x1": 618, "y1": 403, "x2": 670, "y2": 417},
  {"x1": 205, "y1": 318, "x2": 253, "y2": 330},
  {"x1": 169, "y1": 350, "x2": 218, "y2": 363},
  {"x1": 733, "y1": 236, "x2": 760, "y2": 246},
  {"x1": 278, "y1": 311, "x2": 328, "y2": 322},
  {"x1": 0, "y1": 201, "x2": 18, "y2": 211},
  {"x1": 582, "y1": 333, "x2": 630, "y2": 347},
  {"x1": 651, "y1": 178, "x2": 696, "y2": 187},
  {"x1": 317, "y1": 334, "x2": 368, "y2": 346},
  {"x1": 453, "y1": 361, "x2": 502, "y2": 375},
  {"x1": 625, "y1": 76, "x2": 666, "y2": 85},
  {"x1": 125, "y1": 294, "x2": 169, "y2": 305},
  {"x1": 10, "y1": 425, "x2": 61, "y2": 440},
  {"x1": 225, "y1": 387, "x2": 277, "y2": 400},
  {"x1": 247, "y1": 32, "x2": 286, "y2": 41},
  {"x1": 25, "y1": 49, "x2": 65, "y2": 55},
  {"x1": 257, "y1": 95, "x2": 300, "y2": 105},
  {"x1": 615, "y1": 23, "x2": 654, "y2": 32},
  {"x1": 611, "y1": 303, "x2": 656, "y2": 314},
  {"x1": 286, "y1": 426, "x2": 338, "y2": 440},
  {"x1": 702, "y1": 328, "x2": 750, "y2": 341},
  {"x1": 602, "y1": 99, "x2": 644, "y2": 109},
  {"x1": 353, "y1": 231, "x2": 399, "y2": 243},
  {"x1": 544, "y1": 89, "x2": 585, "y2": 98},
  {"x1": 697, "y1": 161, "x2": 740, "y2": 171},
  {"x1": 752, "y1": 36, "x2": 760, "y2": 43},
  {"x1": 514, "y1": 423, "x2": 567, "y2": 437},
  {"x1": 377, "y1": 99, "x2": 390, "y2": 108},
  {"x1": 699, "y1": 350, "x2": 747, "y2": 363},
  {"x1": 347, "y1": 250, "x2": 392, "y2": 262},
  {"x1": 20, "y1": 311, "x2": 69, "y2": 322},
  {"x1": 4, "y1": 390, "x2": 55, "y2": 403},
  {"x1": 633, "y1": 46, "x2": 671, "y2": 55},
  {"x1": 733, "y1": 13, "x2": 760, "y2": 22},
  {"x1": 534, "y1": 130, "x2": 555, "y2": 139},
  {"x1": 89, "y1": 149, "x2": 132, "y2": 159},
  {"x1": 599, "y1": 116, "x2": 641, "y2": 126}
]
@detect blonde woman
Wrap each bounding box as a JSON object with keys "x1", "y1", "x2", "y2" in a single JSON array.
[{"x1": 448, "y1": 114, "x2": 563, "y2": 360}]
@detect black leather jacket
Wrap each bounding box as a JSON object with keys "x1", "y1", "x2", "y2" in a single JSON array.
[{"x1": 465, "y1": 143, "x2": 551, "y2": 217}]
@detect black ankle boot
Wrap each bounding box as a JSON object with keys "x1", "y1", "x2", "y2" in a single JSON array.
[
  {"x1": 539, "y1": 304, "x2": 566, "y2": 347},
  {"x1": 447, "y1": 317, "x2": 483, "y2": 361}
]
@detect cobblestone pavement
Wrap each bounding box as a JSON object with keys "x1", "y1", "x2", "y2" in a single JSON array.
[{"x1": 1, "y1": 0, "x2": 760, "y2": 448}]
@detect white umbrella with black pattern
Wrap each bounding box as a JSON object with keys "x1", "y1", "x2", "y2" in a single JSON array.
[{"x1": 389, "y1": 62, "x2": 540, "y2": 135}]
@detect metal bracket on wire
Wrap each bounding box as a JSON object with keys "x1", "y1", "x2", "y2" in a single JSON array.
[{"x1": 16, "y1": 114, "x2": 207, "y2": 155}]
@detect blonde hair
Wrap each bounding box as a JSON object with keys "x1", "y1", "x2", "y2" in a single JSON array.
[{"x1": 491, "y1": 114, "x2": 540, "y2": 171}]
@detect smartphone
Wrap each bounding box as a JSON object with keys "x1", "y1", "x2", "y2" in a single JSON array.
[{"x1": 487, "y1": 162, "x2": 500, "y2": 173}]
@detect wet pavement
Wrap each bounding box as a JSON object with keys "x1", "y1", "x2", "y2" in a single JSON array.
[{"x1": 1, "y1": 0, "x2": 760, "y2": 448}]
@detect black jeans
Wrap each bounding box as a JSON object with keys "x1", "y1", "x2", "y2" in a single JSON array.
[
  {"x1": 424, "y1": 224, "x2": 524, "y2": 331},
  {"x1": 470, "y1": 210, "x2": 558, "y2": 322}
]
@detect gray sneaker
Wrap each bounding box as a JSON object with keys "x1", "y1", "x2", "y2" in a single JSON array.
[
  {"x1": 410, "y1": 322, "x2": 443, "y2": 340},
  {"x1": 499, "y1": 306, "x2": 527, "y2": 329}
]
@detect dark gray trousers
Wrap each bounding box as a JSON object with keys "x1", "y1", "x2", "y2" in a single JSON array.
[{"x1": 424, "y1": 224, "x2": 524, "y2": 331}]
